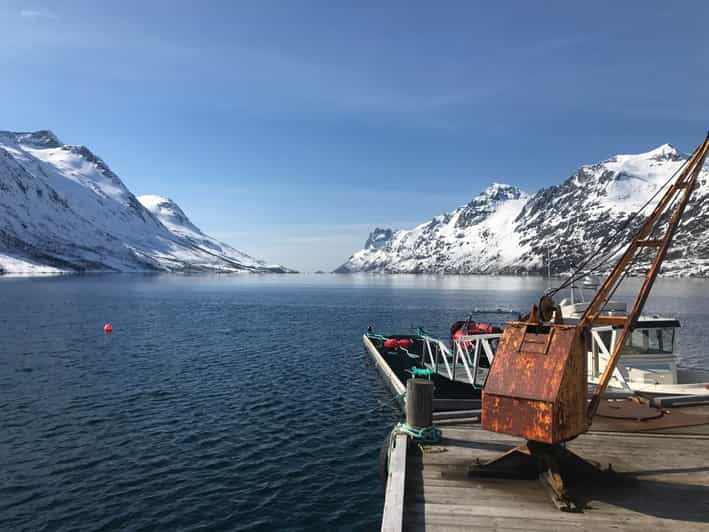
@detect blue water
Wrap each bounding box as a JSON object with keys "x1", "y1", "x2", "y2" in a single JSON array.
[{"x1": 2, "y1": 274, "x2": 709, "y2": 531}]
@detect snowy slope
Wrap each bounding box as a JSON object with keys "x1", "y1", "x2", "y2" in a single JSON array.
[
  {"x1": 512, "y1": 144, "x2": 709, "y2": 276},
  {"x1": 0, "y1": 130, "x2": 292, "y2": 274},
  {"x1": 337, "y1": 145, "x2": 709, "y2": 276},
  {"x1": 137, "y1": 194, "x2": 290, "y2": 272},
  {"x1": 335, "y1": 183, "x2": 530, "y2": 273}
]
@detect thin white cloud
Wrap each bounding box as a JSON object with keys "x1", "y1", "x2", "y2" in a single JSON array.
[{"x1": 20, "y1": 9, "x2": 55, "y2": 19}]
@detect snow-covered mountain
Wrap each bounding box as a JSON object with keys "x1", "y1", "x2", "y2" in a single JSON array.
[
  {"x1": 336, "y1": 144, "x2": 709, "y2": 276},
  {"x1": 337, "y1": 183, "x2": 529, "y2": 273},
  {"x1": 0, "y1": 130, "x2": 292, "y2": 274}
]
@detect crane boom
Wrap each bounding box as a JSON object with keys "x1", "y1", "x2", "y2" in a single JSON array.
[{"x1": 583, "y1": 132, "x2": 709, "y2": 419}]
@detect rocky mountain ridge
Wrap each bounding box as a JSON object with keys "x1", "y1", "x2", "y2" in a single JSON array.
[{"x1": 336, "y1": 144, "x2": 709, "y2": 276}]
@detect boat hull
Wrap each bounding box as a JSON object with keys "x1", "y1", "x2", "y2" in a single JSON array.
[{"x1": 365, "y1": 334, "x2": 482, "y2": 400}]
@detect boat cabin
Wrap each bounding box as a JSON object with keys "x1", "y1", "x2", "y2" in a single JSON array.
[{"x1": 589, "y1": 317, "x2": 681, "y2": 391}]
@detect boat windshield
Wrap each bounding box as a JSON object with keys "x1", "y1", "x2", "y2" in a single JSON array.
[{"x1": 623, "y1": 327, "x2": 675, "y2": 354}]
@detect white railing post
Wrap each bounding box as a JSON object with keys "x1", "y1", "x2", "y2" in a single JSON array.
[
  {"x1": 452, "y1": 341, "x2": 458, "y2": 382},
  {"x1": 481, "y1": 336, "x2": 496, "y2": 363},
  {"x1": 471, "y1": 338, "x2": 481, "y2": 387},
  {"x1": 425, "y1": 338, "x2": 437, "y2": 373},
  {"x1": 439, "y1": 342, "x2": 453, "y2": 380},
  {"x1": 592, "y1": 328, "x2": 631, "y2": 392},
  {"x1": 458, "y1": 339, "x2": 476, "y2": 388}
]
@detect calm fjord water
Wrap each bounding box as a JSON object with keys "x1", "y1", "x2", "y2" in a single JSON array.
[{"x1": 2, "y1": 274, "x2": 709, "y2": 531}]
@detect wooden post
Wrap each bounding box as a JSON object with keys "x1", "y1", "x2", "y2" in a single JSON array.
[{"x1": 406, "y1": 378, "x2": 434, "y2": 428}]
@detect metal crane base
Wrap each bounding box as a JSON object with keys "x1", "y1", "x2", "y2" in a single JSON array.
[{"x1": 467, "y1": 441, "x2": 615, "y2": 512}]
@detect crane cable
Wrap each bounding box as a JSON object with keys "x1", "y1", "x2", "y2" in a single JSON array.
[{"x1": 545, "y1": 157, "x2": 689, "y2": 298}]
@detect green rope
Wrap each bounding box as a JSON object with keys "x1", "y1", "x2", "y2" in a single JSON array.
[
  {"x1": 366, "y1": 333, "x2": 388, "y2": 344},
  {"x1": 386, "y1": 421, "x2": 441, "y2": 475},
  {"x1": 394, "y1": 422, "x2": 441, "y2": 444},
  {"x1": 408, "y1": 367, "x2": 434, "y2": 379}
]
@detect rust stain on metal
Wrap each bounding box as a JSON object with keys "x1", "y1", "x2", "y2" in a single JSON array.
[{"x1": 482, "y1": 321, "x2": 589, "y2": 444}]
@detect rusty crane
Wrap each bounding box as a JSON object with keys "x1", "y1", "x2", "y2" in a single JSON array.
[{"x1": 472, "y1": 132, "x2": 709, "y2": 510}]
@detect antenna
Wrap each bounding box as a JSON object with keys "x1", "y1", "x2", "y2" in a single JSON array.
[{"x1": 546, "y1": 246, "x2": 551, "y2": 291}]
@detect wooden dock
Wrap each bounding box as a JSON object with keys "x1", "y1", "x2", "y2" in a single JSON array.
[
  {"x1": 367, "y1": 336, "x2": 709, "y2": 531},
  {"x1": 396, "y1": 423, "x2": 709, "y2": 531}
]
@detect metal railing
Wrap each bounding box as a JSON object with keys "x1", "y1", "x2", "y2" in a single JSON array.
[
  {"x1": 418, "y1": 326, "x2": 631, "y2": 393},
  {"x1": 589, "y1": 326, "x2": 631, "y2": 392},
  {"x1": 419, "y1": 333, "x2": 501, "y2": 389}
]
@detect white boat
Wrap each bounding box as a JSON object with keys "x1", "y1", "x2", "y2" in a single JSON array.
[
  {"x1": 557, "y1": 275, "x2": 627, "y2": 319},
  {"x1": 558, "y1": 281, "x2": 709, "y2": 399},
  {"x1": 586, "y1": 315, "x2": 709, "y2": 397}
]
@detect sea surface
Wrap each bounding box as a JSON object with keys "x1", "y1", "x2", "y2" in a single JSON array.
[{"x1": 2, "y1": 274, "x2": 709, "y2": 531}]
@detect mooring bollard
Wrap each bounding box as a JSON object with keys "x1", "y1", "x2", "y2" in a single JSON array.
[{"x1": 406, "y1": 378, "x2": 434, "y2": 428}]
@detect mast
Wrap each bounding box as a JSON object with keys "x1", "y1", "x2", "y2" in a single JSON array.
[{"x1": 546, "y1": 246, "x2": 551, "y2": 291}]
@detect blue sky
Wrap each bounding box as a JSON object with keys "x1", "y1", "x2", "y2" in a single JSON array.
[{"x1": 1, "y1": 1, "x2": 708, "y2": 271}]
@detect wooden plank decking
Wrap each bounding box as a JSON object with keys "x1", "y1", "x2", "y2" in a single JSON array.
[
  {"x1": 399, "y1": 425, "x2": 709, "y2": 531},
  {"x1": 382, "y1": 433, "x2": 408, "y2": 532},
  {"x1": 367, "y1": 334, "x2": 709, "y2": 530}
]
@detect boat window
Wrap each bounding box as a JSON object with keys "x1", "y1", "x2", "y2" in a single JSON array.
[
  {"x1": 596, "y1": 330, "x2": 613, "y2": 351},
  {"x1": 624, "y1": 328, "x2": 674, "y2": 354}
]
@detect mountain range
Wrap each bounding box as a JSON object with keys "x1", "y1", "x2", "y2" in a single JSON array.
[
  {"x1": 0, "y1": 130, "x2": 292, "y2": 274},
  {"x1": 336, "y1": 144, "x2": 709, "y2": 277}
]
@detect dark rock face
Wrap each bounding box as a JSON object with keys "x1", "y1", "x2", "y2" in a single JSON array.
[
  {"x1": 15, "y1": 130, "x2": 62, "y2": 149},
  {"x1": 456, "y1": 183, "x2": 524, "y2": 228},
  {"x1": 337, "y1": 145, "x2": 709, "y2": 276},
  {"x1": 364, "y1": 228, "x2": 394, "y2": 250}
]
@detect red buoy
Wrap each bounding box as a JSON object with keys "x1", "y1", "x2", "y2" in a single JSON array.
[
  {"x1": 397, "y1": 339, "x2": 412, "y2": 349},
  {"x1": 383, "y1": 338, "x2": 398, "y2": 349},
  {"x1": 103, "y1": 323, "x2": 113, "y2": 333}
]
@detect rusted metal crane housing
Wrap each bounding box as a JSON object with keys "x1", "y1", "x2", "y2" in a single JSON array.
[{"x1": 482, "y1": 322, "x2": 588, "y2": 444}]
